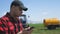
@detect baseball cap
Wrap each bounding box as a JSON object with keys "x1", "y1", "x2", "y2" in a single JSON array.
[{"x1": 11, "y1": 0, "x2": 28, "y2": 11}]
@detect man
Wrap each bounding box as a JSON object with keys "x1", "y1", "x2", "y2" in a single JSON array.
[{"x1": 0, "y1": 0, "x2": 33, "y2": 34}]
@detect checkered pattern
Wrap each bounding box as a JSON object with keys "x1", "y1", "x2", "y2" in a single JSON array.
[{"x1": 0, "y1": 13, "x2": 23, "y2": 34}]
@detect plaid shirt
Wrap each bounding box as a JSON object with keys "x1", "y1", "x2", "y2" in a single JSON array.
[{"x1": 0, "y1": 13, "x2": 23, "y2": 34}]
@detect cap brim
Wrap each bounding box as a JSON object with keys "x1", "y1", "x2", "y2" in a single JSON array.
[
  {"x1": 23, "y1": 7, "x2": 28, "y2": 11},
  {"x1": 20, "y1": 5, "x2": 28, "y2": 11}
]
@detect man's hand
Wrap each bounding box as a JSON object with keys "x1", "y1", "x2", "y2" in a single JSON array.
[
  {"x1": 17, "y1": 27, "x2": 34, "y2": 34},
  {"x1": 22, "y1": 28, "x2": 33, "y2": 34},
  {"x1": 17, "y1": 31, "x2": 23, "y2": 34}
]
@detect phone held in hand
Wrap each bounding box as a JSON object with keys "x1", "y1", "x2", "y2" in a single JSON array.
[{"x1": 27, "y1": 27, "x2": 35, "y2": 31}]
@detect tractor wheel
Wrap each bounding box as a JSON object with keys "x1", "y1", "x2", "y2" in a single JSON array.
[{"x1": 47, "y1": 25, "x2": 56, "y2": 30}]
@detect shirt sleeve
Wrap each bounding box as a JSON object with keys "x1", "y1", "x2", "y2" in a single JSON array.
[{"x1": 0, "y1": 18, "x2": 6, "y2": 34}]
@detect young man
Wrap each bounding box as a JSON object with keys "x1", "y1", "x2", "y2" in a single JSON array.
[{"x1": 0, "y1": 0, "x2": 33, "y2": 34}]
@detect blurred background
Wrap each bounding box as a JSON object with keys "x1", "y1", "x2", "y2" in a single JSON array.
[{"x1": 0, "y1": 0, "x2": 60, "y2": 24}]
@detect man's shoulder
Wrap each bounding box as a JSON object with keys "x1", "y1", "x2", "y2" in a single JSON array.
[{"x1": 0, "y1": 15, "x2": 9, "y2": 21}]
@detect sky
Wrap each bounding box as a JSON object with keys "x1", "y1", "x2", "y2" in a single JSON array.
[{"x1": 0, "y1": 0, "x2": 60, "y2": 23}]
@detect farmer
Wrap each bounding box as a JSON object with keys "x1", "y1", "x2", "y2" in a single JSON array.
[{"x1": 0, "y1": 0, "x2": 33, "y2": 34}]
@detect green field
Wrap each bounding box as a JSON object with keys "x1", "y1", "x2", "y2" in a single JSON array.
[{"x1": 29, "y1": 24, "x2": 60, "y2": 34}]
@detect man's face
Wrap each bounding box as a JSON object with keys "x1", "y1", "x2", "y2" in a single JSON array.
[{"x1": 12, "y1": 6, "x2": 23, "y2": 17}]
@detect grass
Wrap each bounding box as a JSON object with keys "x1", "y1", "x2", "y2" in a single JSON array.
[{"x1": 28, "y1": 24, "x2": 60, "y2": 34}]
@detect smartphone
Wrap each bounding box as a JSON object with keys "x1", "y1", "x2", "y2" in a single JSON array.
[{"x1": 27, "y1": 27, "x2": 34, "y2": 31}]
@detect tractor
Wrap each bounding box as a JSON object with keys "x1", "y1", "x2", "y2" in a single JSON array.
[{"x1": 19, "y1": 14, "x2": 29, "y2": 28}]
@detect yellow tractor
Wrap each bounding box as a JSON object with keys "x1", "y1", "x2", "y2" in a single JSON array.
[{"x1": 43, "y1": 18, "x2": 60, "y2": 30}]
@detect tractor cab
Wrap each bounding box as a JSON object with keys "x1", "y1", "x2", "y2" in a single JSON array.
[{"x1": 19, "y1": 14, "x2": 29, "y2": 28}]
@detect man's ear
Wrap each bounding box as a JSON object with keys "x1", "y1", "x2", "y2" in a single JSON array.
[{"x1": 11, "y1": 5, "x2": 16, "y2": 11}]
